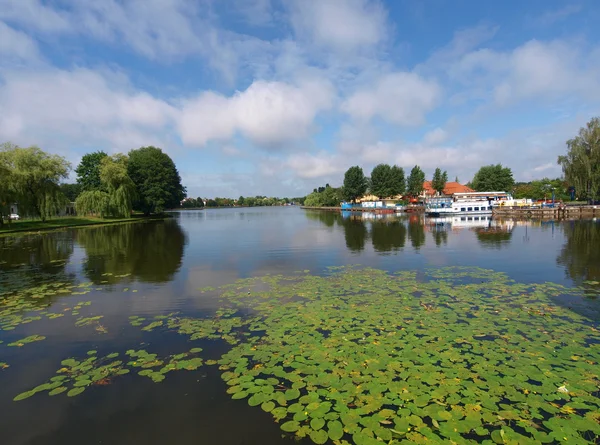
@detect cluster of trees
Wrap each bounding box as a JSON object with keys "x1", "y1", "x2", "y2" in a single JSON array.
[
  {"x1": 304, "y1": 185, "x2": 343, "y2": 207},
  {"x1": 195, "y1": 196, "x2": 300, "y2": 208},
  {"x1": 558, "y1": 116, "x2": 600, "y2": 201},
  {"x1": 305, "y1": 164, "x2": 435, "y2": 206},
  {"x1": 181, "y1": 197, "x2": 204, "y2": 208},
  {"x1": 470, "y1": 164, "x2": 515, "y2": 192},
  {"x1": 342, "y1": 165, "x2": 430, "y2": 202},
  {"x1": 0, "y1": 143, "x2": 71, "y2": 224},
  {"x1": 0, "y1": 142, "x2": 187, "y2": 225},
  {"x1": 73, "y1": 146, "x2": 185, "y2": 218},
  {"x1": 513, "y1": 178, "x2": 570, "y2": 201},
  {"x1": 305, "y1": 162, "x2": 521, "y2": 207}
]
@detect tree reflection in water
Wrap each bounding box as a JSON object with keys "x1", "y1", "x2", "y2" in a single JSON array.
[
  {"x1": 76, "y1": 220, "x2": 187, "y2": 284},
  {"x1": 407, "y1": 215, "x2": 426, "y2": 250},
  {"x1": 339, "y1": 214, "x2": 368, "y2": 252},
  {"x1": 557, "y1": 220, "x2": 600, "y2": 296},
  {"x1": 371, "y1": 220, "x2": 406, "y2": 253}
]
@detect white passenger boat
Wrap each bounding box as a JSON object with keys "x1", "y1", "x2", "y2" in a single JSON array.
[{"x1": 425, "y1": 192, "x2": 512, "y2": 216}]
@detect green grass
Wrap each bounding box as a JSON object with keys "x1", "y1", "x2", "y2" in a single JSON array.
[{"x1": 0, "y1": 214, "x2": 168, "y2": 235}]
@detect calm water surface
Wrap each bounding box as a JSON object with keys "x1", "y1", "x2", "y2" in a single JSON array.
[{"x1": 1, "y1": 207, "x2": 599, "y2": 445}]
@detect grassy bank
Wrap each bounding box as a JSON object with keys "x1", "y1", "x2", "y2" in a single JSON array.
[{"x1": 0, "y1": 214, "x2": 170, "y2": 235}]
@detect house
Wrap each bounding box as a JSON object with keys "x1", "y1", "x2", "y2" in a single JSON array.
[{"x1": 422, "y1": 181, "x2": 474, "y2": 198}]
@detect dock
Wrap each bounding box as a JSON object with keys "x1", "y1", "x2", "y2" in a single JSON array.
[{"x1": 492, "y1": 205, "x2": 599, "y2": 219}]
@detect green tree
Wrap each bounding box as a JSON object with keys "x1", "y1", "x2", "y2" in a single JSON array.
[
  {"x1": 59, "y1": 183, "x2": 82, "y2": 202},
  {"x1": 342, "y1": 166, "x2": 367, "y2": 203},
  {"x1": 127, "y1": 146, "x2": 186, "y2": 215},
  {"x1": 471, "y1": 164, "x2": 515, "y2": 192},
  {"x1": 431, "y1": 167, "x2": 448, "y2": 195},
  {"x1": 370, "y1": 164, "x2": 394, "y2": 199},
  {"x1": 1, "y1": 144, "x2": 70, "y2": 221},
  {"x1": 304, "y1": 191, "x2": 324, "y2": 207},
  {"x1": 513, "y1": 178, "x2": 569, "y2": 200},
  {"x1": 75, "y1": 190, "x2": 110, "y2": 217},
  {"x1": 557, "y1": 117, "x2": 600, "y2": 201},
  {"x1": 196, "y1": 197, "x2": 204, "y2": 208},
  {"x1": 406, "y1": 165, "x2": 425, "y2": 197},
  {"x1": 390, "y1": 165, "x2": 406, "y2": 196},
  {"x1": 321, "y1": 187, "x2": 342, "y2": 206},
  {"x1": 76, "y1": 151, "x2": 108, "y2": 192},
  {"x1": 238, "y1": 196, "x2": 245, "y2": 206},
  {"x1": 100, "y1": 154, "x2": 136, "y2": 218},
  {"x1": 0, "y1": 146, "x2": 16, "y2": 225}
]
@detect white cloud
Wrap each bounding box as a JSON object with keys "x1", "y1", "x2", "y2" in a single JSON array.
[
  {"x1": 444, "y1": 39, "x2": 600, "y2": 107},
  {"x1": 341, "y1": 72, "x2": 441, "y2": 125},
  {"x1": 0, "y1": 67, "x2": 175, "y2": 152},
  {"x1": 493, "y1": 40, "x2": 600, "y2": 105},
  {"x1": 423, "y1": 128, "x2": 448, "y2": 145},
  {"x1": 420, "y1": 24, "x2": 499, "y2": 74},
  {"x1": 285, "y1": 152, "x2": 345, "y2": 179},
  {"x1": 535, "y1": 4, "x2": 582, "y2": 26},
  {"x1": 177, "y1": 78, "x2": 334, "y2": 147},
  {"x1": 289, "y1": 0, "x2": 388, "y2": 52},
  {"x1": 0, "y1": 21, "x2": 41, "y2": 62},
  {"x1": 230, "y1": 0, "x2": 274, "y2": 26},
  {"x1": 0, "y1": 0, "x2": 70, "y2": 32}
]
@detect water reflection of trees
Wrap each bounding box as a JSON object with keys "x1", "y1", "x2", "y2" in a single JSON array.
[
  {"x1": 432, "y1": 230, "x2": 448, "y2": 247},
  {"x1": 76, "y1": 220, "x2": 186, "y2": 284},
  {"x1": 339, "y1": 216, "x2": 368, "y2": 252},
  {"x1": 304, "y1": 210, "x2": 337, "y2": 227},
  {"x1": 0, "y1": 233, "x2": 76, "y2": 308},
  {"x1": 473, "y1": 227, "x2": 513, "y2": 249},
  {"x1": 0, "y1": 233, "x2": 74, "y2": 273},
  {"x1": 408, "y1": 217, "x2": 426, "y2": 250},
  {"x1": 371, "y1": 221, "x2": 406, "y2": 252},
  {"x1": 556, "y1": 221, "x2": 600, "y2": 293}
]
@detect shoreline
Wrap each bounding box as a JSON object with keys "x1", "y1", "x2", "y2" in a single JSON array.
[{"x1": 0, "y1": 215, "x2": 171, "y2": 236}]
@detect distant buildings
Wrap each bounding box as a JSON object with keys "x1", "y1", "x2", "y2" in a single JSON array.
[
  {"x1": 421, "y1": 181, "x2": 474, "y2": 198},
  {"x1": 355, "y1": 181, "x2": 473, "y2": 204}
]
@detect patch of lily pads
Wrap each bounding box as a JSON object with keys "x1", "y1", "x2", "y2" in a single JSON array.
[
  {"x1": 7, "y1": 265, "x2": 600, "y2": 444},
  {"x1": 0, "y1": 277, "x2": 94, "y2": 331},
  {"x1": 13, "y1": 347, "x2": 204, "y2": 400},
  {"x1": 160, "y1": 266, "x2": 600, "y2": 444}
]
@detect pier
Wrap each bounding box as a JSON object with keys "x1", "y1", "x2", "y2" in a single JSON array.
[{"x1": 492, "y1": 205, "x2": 599, "y2": 219}]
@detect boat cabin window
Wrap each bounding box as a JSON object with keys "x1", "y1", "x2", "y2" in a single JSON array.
[
  {"x1": 467, "y1": 207, "x2": 473, "y2": 211},
  {"x1": 467, "y1": 217, "x2": 473, "y2": 221},
  {"x1": 474, "y1": 207, "x2": 479, "y2": 211},
  {"x1": 461, "y1": 207, "x2": 466, "y2": 212},
  {"x1": 488, "y1": 206, "x2": 492, "y2": 210}
]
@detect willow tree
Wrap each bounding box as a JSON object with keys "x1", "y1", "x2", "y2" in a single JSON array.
[
  {"x1": 0, "y1": 147, "x2": 15, "y2": 226},
  {"x1": 100, "y1": 154, "x2": 136, "y2": 218},
  {"x1": 1, "y1": 143, "x2": 70, "y2": 221},
  {"x1": 75, "y1": 154, "x2": 135, "y2": 218},
  {"x1": 558, "y1": 117, "x2": 600, "y2": 201},
  {"x1": 75, "y1": 190, "x2": 110, "y2": 217}
]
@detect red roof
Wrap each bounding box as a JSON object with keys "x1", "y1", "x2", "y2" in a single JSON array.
[{"x1": 423, "y1": 181, "x2": 474, "y2": 196}]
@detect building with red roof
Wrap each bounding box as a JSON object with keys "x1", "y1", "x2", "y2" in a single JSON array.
[{"x1": 422, "y1": 181, "x2": 474, "y2": 197}]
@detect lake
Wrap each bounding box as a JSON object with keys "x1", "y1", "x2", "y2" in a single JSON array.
[{"x1": 1, "y1": 207, "x2": 599, "y2": 445}]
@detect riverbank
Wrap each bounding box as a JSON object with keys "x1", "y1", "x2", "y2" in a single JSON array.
[{"x1": 0, "y1": 214, "x2": 170, "y2": 236}]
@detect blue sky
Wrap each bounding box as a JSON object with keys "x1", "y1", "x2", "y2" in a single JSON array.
[{"x1": 1, "y1": 0, "x2": 599, "y2": 198}]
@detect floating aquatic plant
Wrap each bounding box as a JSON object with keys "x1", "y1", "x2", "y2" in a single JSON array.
[
  {"x1": 7, "y1": 334, "x2": 46, "y2": 347},
  {"x1": 12, "y1": 347, "x2": 204, "y2": 400},
  {"x1": 138, "y1": 266, "x2": 600, "y2": 444},
  {"x1": 7, "y1": 265, "x2": 600, "y2": 444}
]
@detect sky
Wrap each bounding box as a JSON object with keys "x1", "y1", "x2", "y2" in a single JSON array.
[{"x1": 1, "y1": 0, "x2": 599, "y2": 198}]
